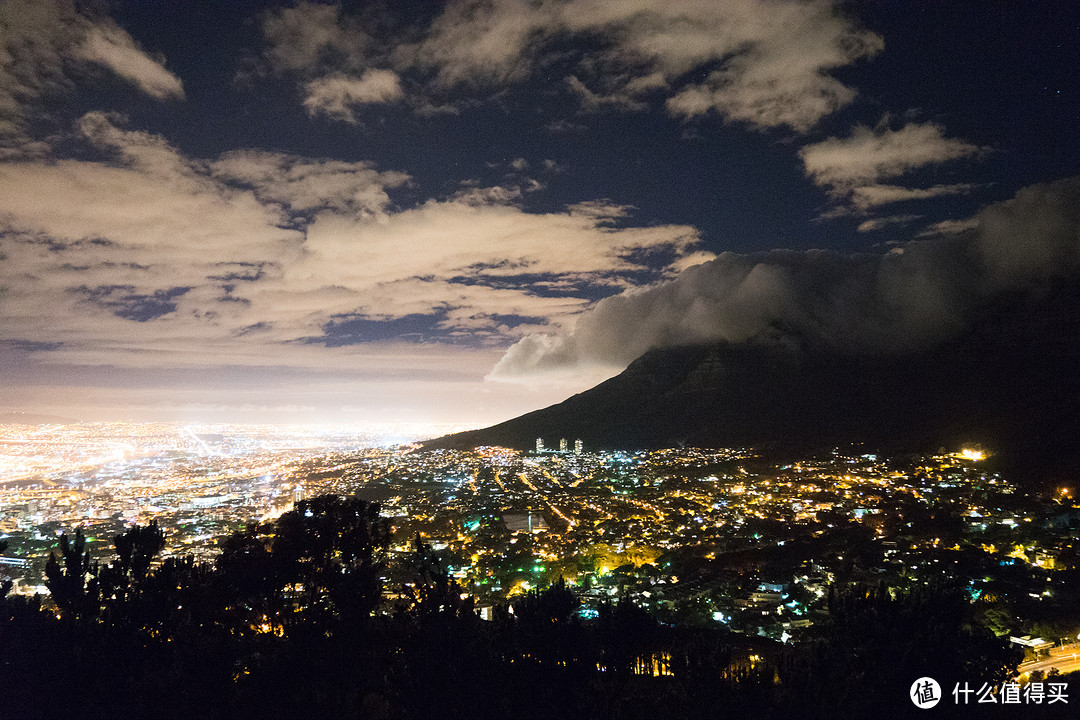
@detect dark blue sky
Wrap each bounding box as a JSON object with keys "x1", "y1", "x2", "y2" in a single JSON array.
[{"x1": 98, "y1": 0, "x2": 1080, "y2": 253}]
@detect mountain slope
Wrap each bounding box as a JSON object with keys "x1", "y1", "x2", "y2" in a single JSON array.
[{"x1": 424, "y1": 288, "x2": 1080, "y2": 470}]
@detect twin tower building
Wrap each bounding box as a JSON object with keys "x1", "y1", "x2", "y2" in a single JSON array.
[{"x1": 535, "y1": 437, "x2": 584, "y2": 454}]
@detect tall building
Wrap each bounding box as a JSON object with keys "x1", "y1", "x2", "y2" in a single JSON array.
[
  {"x1": 559, "y1": 438, "x2": 568, "y2": 452},
  {"x1": 574, "y1": 438, "x2": 583, "y2": 454},
  {"x1": 536, "y1": 437, "x2": 544, "y2": 452}
]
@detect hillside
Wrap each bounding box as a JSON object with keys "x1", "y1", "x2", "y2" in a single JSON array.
[{"x1": 424, "y1": 288, "x2": 1080, "y2": 476}]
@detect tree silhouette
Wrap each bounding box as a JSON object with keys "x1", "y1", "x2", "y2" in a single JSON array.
[
  {"x1": 272, "y1": 494, "x2": 390, "y2": 625},
  {"x1": 399, "y1": 532, "x2": 471, "y2": 618},
  {"x1": 44, "y1": 529, "x2": 99, "y2": 621},
  {"x1": 0, "y1": 539, "x2": 11, "y2": 599},
  {"x1": 773, "y1": 582, "x2": 1022, "y2": 718},
  {"x1": 6, "y1": 498, "x2": 1035, "y2": 719},
  {"x1": 113, "y1": 521, "x2": 165, "y2": 584},
  {"x1": 512, "y1": 575, "x2": 578, "y2": 625},
  {"x1": 98, "y1": 522, "x2": 167, "y2": 621}
]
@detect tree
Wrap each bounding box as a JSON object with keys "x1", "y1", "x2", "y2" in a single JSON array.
[
  {"x1": 776, "y1": 583, "x2": 1022, "y2": 718},
  {"x1": 0, "y1": 539, "x2": 11, "y2": 599},
  {"x1": 512, "y1": 576, "x2": 578, "y2": 626},
  {"x1": 215, "y1": 521, "x2": 281, "y2": 625},
  {"x1": 44, "y1": 529, "x2": 99, "y2": 621},
  {"x1": 98, "y1": 522, "x2": 166, "y2": 618},
  {"x1": 397, "y1": 531, "x2": 473, "y2": 619},
  {"x1": 271, "y1": 494, "x2": 390, "y2": 624},
  {"x1": 113, "y1": 521, "x2": 165, "y2": 584}
]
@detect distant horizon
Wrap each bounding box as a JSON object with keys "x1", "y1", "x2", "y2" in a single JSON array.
[{"x1": 0, "y1": 410, "x2": 486, "y2": 440}]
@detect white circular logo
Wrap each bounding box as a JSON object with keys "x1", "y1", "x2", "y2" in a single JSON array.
[{"x1": 911, "y1": 677, "x2": 941, "y2": 709}]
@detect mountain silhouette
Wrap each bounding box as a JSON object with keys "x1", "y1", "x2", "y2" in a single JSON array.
[{"x1": 424, "y1": 285, "x2": 1080, "y2": 479}]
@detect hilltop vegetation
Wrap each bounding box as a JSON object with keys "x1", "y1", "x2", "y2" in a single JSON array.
[{"x1": 0, "y1": 495, "x2": 1047, "y2": 719}]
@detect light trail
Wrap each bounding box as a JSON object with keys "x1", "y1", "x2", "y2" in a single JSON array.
[{"x1": 183, "y1": 426, "x2": 216, "y2": 456}]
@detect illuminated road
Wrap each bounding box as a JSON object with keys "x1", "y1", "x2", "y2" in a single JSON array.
[{"x1": 1018, "y1": 643, "x2": 1080, "y2": 677}]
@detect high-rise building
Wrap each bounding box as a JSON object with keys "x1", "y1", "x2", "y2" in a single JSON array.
[
  {"x1": 536, "y1": 437, "x2": 544, "y2": 452},
  {"x1": 574, "y1": 438, "x2": 583, "y2": 454},
  {"x1": 559, "y1": 438, "x2": 568, "y2": 452}
]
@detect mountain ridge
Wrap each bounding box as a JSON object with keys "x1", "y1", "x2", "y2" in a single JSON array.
[{"x1": 423, "y1": 287, "x2": 1080, "y2": 480}]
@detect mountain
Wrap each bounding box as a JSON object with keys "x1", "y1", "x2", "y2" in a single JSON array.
[{"x1": 424, "y1": 287, "x2": 1080, "y2": 476}]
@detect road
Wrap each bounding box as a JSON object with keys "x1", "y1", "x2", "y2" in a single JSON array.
[{"x1": 1018, "y1": 643, "x2": 1080, "y2": 677}]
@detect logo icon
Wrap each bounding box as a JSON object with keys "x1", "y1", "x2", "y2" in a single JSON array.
[{"x1": 911, "y1": 677, "x2": 941, "y2": 709}]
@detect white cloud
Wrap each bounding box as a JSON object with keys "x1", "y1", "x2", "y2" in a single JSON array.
[
  {"x1": 850, "y1": 183, "x2": 973, "y2": 212},
  {"x1": 209, "y1": 148, "x2": 410, "y2": 216},
  {"x1": 801, "y1": 123, "x2": 982, "y2": 227},
  {"x1": 403, "y1": 0, "x2": 553, "y2": 87},
  {"x1": 566, "y1": 75, "x2": 646, "y2": 112},
  {"x1": 411, "y1": 0, "x2": 881, "y2": 130},
  {"x1": 302, "y1": 70, "x2": 404, "y2": 120},
  {"x1": 75, "y1": 24, "x2": 184, "y2": 100},
  {"x1": 259, "y1": 0, "x2": 881, "y2": 131},
  {"x1": 0, "y1": 368, "x2": 580, "y2": 426},
  {"x1": 800, "y1": 123, "x2": 979, "y2": 189},
  {"x1": 657, "y1": 0, "x2": 882, "y2": 130},
  {"x1": 856, "y1": 214, "x2": 921, "y2": 232},
  {"x1": 0, "y1": 113, "x2": 705, "y2": 378},
  {"x1": 451, "y1": 184, "x2": 523, "y2": 206},
  {"x1": 0, "y1": 0, "x2": 182, "y2": 144},
  {"x1": 259, "y1": 3, "x2": 404, "y2": 120},
  {"x1": 920, "y1": 218, "x2": 979, "y2": 236},
  {"x1": 260, "y1": 2, "x2": 370, "y2": 74},
  {"x1": 566, "y1": 199, "x2": 633, "y2": 222}
]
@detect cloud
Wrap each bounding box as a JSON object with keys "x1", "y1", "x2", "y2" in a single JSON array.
[
  {"x1": 491, "y1": 175, "x2": 1080, "y2": 379},
  {"x1": 920, "y1": 218, "x2": 979, "y2": 236},
  {"x1": 855, "y1": 214, "x2": 921, "y2": 233},
  {"x1": 800, "y1": 123, "x2": 979, "y2": 189},
  {"x1": 450, "y1": 184, "x2": 523, "y2": 206},
  {"x1": 259, "y1": 2, "x2": 403, "y2": 116},
  {"x1": 403, "y1": 0, "x2": 552, "y2": 87},
  {"x1": 850, "y1": 183, "x2": 974, "y2": 212},
  {"x1": 260, "y1": 2, "x2": 370, "y2": 73},
  {"x1": 75, "y1": 24, "x2": 184, "y2": 100},
  {"x1": 800, "y1": 122, "x2": 981, "y2": 226},
  {"x1": 259, "y1": 0, "x2": 881, "y2": 131},
  {"x1": 0, "y1": 113, "x2": 706, "y2": 377},
  {"x1": 0, "y1": 367, "x2": 578, "y2": 426},
  {"x1": 301, "y1": 70, "x2": 404, "y2": 121},
  {"x1": 0, "y1": 0, "x2": 182, "y2": 144},
  {"x1": 566, "y1": 75, "x2": 646, "y2": 112},
  {"x1": 419, "y1": 0, "x2": 881, "y2": 130},
  {"x1": 655, "y1": 1, "x2": 883, "y2": 130},
  {"x1": 209, "y1": 148, "x2": 409, "y2": 217},
  {"x1": 566, "y1": 199, "x2": 633, "y2": 222}
]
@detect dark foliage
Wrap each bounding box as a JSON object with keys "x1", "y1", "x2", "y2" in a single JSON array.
[
  {"x1": 43, "y1": 528, "x2": 100, "y2": 621},
  {"x1": 0, "y1": 496, "x2": 1029, "y2": 719}
]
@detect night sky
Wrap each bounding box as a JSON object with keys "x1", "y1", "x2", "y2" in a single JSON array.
[{"x1": 1, "y1": 0, "x2": 1078, "y2": 426}]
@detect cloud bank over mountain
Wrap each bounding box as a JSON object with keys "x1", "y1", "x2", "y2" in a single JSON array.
[{"x1": 492, "y1": 175, "x2": 1080, "y2": 379}]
